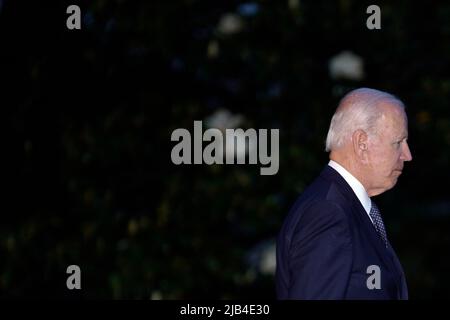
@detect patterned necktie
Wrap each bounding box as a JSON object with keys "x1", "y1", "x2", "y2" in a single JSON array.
[{"x1": 369, "y1": 200, "x2": 388, "y2": 246}]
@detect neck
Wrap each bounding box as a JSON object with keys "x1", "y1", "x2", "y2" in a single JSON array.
[{"x1": 329, "y1": 151, "x2": 374, "y2": 196}]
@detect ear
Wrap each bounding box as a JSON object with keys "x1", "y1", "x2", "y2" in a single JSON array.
[{"x1": 352, "y1": 129, "x2": 369, "y2": 162}]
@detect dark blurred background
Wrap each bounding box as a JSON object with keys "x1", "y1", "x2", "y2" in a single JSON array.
[{"x1": 1, "y1": 0, "x2": 450, "y2": 299}]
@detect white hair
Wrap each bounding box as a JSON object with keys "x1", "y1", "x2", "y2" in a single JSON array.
[{"x1": 325, "y1": 88, "x2": 404, "y2": 152}]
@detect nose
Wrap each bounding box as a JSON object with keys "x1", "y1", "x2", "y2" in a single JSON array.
[{"x1": 401, "y1": 141, "x2": 413, "y2": 162}]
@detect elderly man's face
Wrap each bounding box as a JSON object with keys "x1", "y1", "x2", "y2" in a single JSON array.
[{"x1": 366, "y1": 104, "x2": 412, "y2": 196}]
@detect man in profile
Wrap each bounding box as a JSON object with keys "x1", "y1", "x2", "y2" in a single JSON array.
[{"x1": 276, "y1": 88, "x2": 412, "y2": 299}]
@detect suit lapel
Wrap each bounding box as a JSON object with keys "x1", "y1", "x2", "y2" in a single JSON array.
[
  {"x1": 321, "y1": 166, "x2": 405, "y2": 297},
  {"x1": 357, "y1": 206, "x2": 404, "y2": 296},
  {"x1": 386, "y1": 242, "x2": 409, "y2": 299}
]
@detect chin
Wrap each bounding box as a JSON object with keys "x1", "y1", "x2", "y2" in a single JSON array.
[
  {"x1": 380, "y1": 180, "x2": 397, "y2": 194},
  {"x1": 388, "y1": 180, "x2": 398, "y2": 190}
]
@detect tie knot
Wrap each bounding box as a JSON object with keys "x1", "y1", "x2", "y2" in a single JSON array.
[{"x1": 370, "y1": 200, "x2": 379, "y2": 214}]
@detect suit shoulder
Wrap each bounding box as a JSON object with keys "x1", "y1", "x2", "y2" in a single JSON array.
[
  {"x1": 282, "y1": 173, "x2": 354, "y2": 231},
  {"x1": 299, "y1": 173, "x2": 351, "y2": 210}
]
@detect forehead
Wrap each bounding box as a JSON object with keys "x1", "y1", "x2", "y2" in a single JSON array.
[{"x1": 377, "y1": 103, "x2": 408, "y2": 137}]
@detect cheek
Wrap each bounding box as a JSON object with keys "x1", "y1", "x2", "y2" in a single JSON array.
[
  {"x1": 384, "y1": 152, "x2": 402, "y2": 175},
  {"x1": 369, "y1": 148, "x2": 396, "y2": 174}
]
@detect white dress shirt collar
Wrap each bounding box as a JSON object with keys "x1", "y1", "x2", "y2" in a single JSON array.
[{"x1": 328, "y1": 160, "x2": 372, "y2": 217}]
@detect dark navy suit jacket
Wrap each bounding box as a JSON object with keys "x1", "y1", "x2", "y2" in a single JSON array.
[{"x1": 276, "y1": 165, "x2": 408, "y2": 299}]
